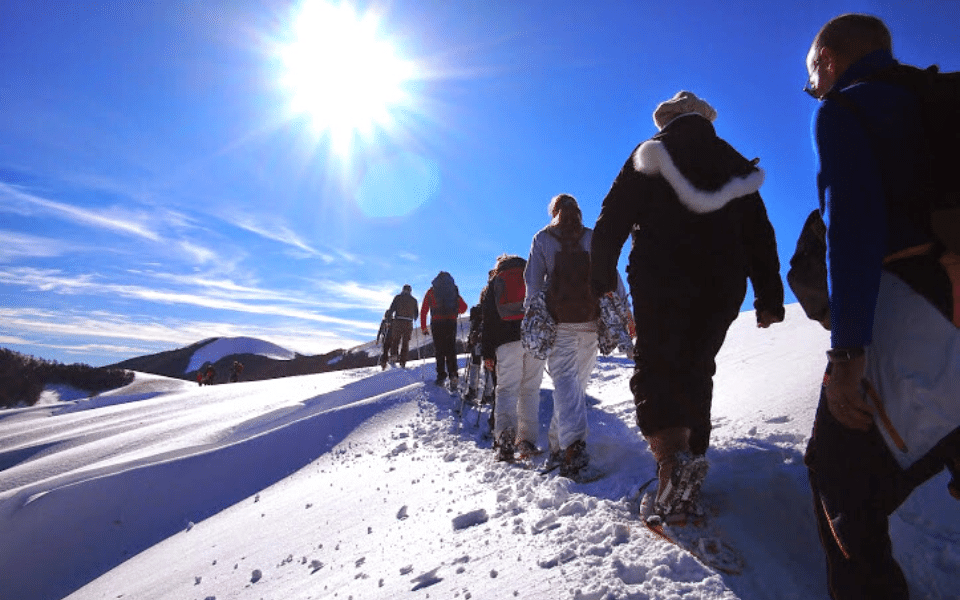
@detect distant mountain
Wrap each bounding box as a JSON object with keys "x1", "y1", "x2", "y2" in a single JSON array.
[
  {"x1": 106, "y1": 337, "x2": 370, "y2": 384},
  {"x1": 107, "y1": 317, "x2": 475, "y2": 384}
]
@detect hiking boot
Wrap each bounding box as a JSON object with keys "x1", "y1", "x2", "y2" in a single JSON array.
[
  {"x1": 434, "y1": 374, "x2": 447, "y2": 386},
  {"x1": 654, "y1": 451, "x2": 709, "y2": 518},
  {"x1": 545, "y1": 449, "x2": 563, "y2": 469},
  {"x1": 448, "y1": 376, "x2": 459, "y2": 393},
  {"x1": 559, "y1": 440, "x2": 588, "y2": 478},
  {"x1": 496, "y1": 429, "x2": 516, "y2": 462},
  {"x1": 647, "y1": 427, "x2": 708, "y2": 517},
  {"x1": 463, "y1": 388, "x2": 477, "y2": 402},
  {"x1": 516, "y1": 440, "x2": 542, "y2": 460}
]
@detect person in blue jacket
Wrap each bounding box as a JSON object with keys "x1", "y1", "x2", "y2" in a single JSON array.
[{"x1": 803, "y1": 14, "x2": 960, "y2": 600}]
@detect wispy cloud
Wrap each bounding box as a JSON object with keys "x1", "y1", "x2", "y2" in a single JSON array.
[
  {"x1": 316, "y1": 280, "x2": 397, "y2": 312},
  {"x1": 0, "y1": 267, "x2": 377, "y2": 329},
  {"x1": 0, "y1": 181, "x2": 162, "y2": 241},
  {"x1": 225, "y1": 214, "x2": 333, "y2": 261},
  {"x1": 0, "y1": 230, "x2": 87, "y2": 261},
  {"x1": 0, "y1": 333, "x2": 32, "y2": 345}
]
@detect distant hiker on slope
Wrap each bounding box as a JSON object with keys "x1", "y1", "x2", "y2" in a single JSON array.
[
  {"x1": 202, "y1": 363, "x2": 217, "y2": 386},
  {"x1": 464, "y1": 302, "x2": 486, "y2": 402},
  {"x1": 420, "y1": 271, "x2": 467, "y2": 390},
  {"x1": 229, "y1": 360, "x2": 243, "y2": 383},
  {"x1": 482, "y1": 254, "x2": 545, "y2": 462},
  {"x1": 590, "y1": 91, "x2": 784, "y2": 522},
  {"x1": 377, "y1": 310, "x2": 392, "y2": 348},
  {"x1": 801, "y1": 14, "x2": 960, "y2": 600},
  {"x1": 382, "y1": 285, "x2": 418, "y2": 369}
]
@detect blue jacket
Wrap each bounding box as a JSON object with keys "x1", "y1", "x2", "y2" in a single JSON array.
[{"x1": 813, "y1": 49, "x2": 929, "y2": 348}]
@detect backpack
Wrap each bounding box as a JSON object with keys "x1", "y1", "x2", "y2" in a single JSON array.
[
  {"x1": 431, "y1": 271, "x2": 459, "y2": 317},
  {"x1": 545, "y1": 228, "x2": 599, "y2": 323},
  {"x1": 787, "y1": 209, "x2": 831, "y2": 330},
  {"x1": 492, "y1": 258, "x2": 527, "y2": 321},
  {"x1": 829, "y1": 64, "x2": 960, "y2": 254}
]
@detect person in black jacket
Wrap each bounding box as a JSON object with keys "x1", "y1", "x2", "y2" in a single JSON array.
[
  {"x1": 590, "y1": 91, "x2": 785, "y2": 521},
  {"x1": 382, "y1": 284, "x2": 418, "y2": 368},
  {"x1": 482, "y1": 254, "x2": 546, "y2": 461}
]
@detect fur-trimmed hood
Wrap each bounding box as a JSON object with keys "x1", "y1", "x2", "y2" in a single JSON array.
[{"x1": 631, "y1": 114, "x2": 765, "y2": 214}]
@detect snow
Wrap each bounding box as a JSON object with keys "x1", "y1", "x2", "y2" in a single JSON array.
[
  {"x1": 35, "y1": 384, "x2": 91, "y2": 406},
  {"x1": 1, "y1": 304, "x2": 958, "y2": 600},
  {"x1": 185, "y1": 336, "x2": 297, "y2": 373}
]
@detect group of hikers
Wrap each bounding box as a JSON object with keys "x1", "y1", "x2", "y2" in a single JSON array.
[
  {"x1": 195, "y1": 360, "x2": 244, "y2": 386},
  {"x1": 375, "y1": 15, "x2": 959, "y2": 600}
]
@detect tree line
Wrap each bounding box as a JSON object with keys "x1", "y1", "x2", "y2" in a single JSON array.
[{"x1": 0, "y1": 348, "x2": 134, "y2": 409}]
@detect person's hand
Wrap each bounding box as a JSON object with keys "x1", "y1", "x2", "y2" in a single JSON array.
[
  {"x1": 756, "y1": 309, "x2": 784, "y2": 329},
  {"x1": 421, "y1": 326, "x2": 429, "y2": 336},
  {"x1": 484, "y1": 359, "x2": 495, "y2": 372},
  {"x1": 824, "y1": 355, "x2": 874, "y2": 430}
]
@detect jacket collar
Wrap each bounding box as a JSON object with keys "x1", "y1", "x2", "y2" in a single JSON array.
[{"x1": 834, "y1": 48, "x2": 898, "y2": 92}]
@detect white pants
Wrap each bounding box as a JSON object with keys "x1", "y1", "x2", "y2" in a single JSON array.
[
  {"x1": 547, "y1": 325, "x2": 598, "y2": 453},
  {"x1": 493, "y1": 340, "x2": 546, "y2": 444}
]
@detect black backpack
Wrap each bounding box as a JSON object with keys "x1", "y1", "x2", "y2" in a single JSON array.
[
  {"x1": 431, "y1": 272, "x2": 459, "y2": 317},
  {"x1": 545, "y1": 228, "x2": 599, "y2": 323},
  {"x1": 828, "y1": 64, "x2": 960, "y2": 254},
  {"x1": 787, "y1": 209, "x2": 830, "y2": 329}
]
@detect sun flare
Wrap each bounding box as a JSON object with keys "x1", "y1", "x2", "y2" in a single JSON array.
[{"x1": 279, "y1": 1, "x2": 415, "y2": 155}]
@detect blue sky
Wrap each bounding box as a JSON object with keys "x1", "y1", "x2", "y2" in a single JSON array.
[{"x1": 1, "y1": 0, "x2": 958, "y2": 367}]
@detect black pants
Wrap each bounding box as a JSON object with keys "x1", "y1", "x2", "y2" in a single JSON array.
[
  {"x1": 630, "y1": 294, "x2": 738, "y2": 455},
  {"x1": 431, "y1": 319, "x2": 458, "y2": 380},
  {"x1": 805, "y1": 375, "x2": 960, "y2": 600},
  {"x1": 386, "y1": 319, "x2": 413, "y2": 366}
]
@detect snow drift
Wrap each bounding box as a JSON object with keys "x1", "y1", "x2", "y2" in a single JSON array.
[{"x1": 0, "y1": 305, "x2": 957, "y2": 600}]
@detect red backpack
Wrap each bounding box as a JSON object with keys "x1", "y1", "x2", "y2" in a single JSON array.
[{"x1": 493, "y1": 258, "x2": 527, "y2": 321}]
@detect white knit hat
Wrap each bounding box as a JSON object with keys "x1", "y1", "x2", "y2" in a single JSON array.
[{"x1": 653, "y1": 91, "x2": 717, "y2": 130}]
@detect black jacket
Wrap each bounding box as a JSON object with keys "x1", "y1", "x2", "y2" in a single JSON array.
[
  {"x1": 591, "y1": 114, "x2": 784, "y2": 320},
  {"x1": 389, "y1": 291, "x2": 419, "y2": 320},
  {"x1": 480, "y1": 258, "x2": 526, "y2": 359}
]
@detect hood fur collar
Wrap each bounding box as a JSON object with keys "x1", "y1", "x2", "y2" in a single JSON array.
[{"x1": 632, "y1": 140, "x2": 765, "y2": 214}]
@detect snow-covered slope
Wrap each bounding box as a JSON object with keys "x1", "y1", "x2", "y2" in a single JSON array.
[
  {"x1": 1, "y1": 305, "x2": 957, "y2": 600},
  {"x1": 185, "y1": 336, "x2": 297, "y2": 373}
]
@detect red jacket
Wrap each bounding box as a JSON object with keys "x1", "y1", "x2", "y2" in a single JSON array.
[{"x1": 420, "y1": 287, "x2": 467, "y2": 329}]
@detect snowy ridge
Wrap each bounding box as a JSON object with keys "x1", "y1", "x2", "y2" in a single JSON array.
[
  {"x1": 185, "y1": 336, "x2": 297, "y2": 373},
  {"x1": 0, "y1": 305, "x2": 957, "y2": 600}
]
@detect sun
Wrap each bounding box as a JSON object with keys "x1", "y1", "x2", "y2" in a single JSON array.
[{"x1": 278, "y1": 1, "x2": 416, "y2": 155}]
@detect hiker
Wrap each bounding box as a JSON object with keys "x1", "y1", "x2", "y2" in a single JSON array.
[
  {"x1": 464, "y1": 303, "x2": 485, "y2": 402},
  {"x1": 524, "y1": 194, "x2": 620, "y2": 477},
  {"x1": 482, "y1": 254, "x2": 546, "y2": 462},
  {"x1": 229, "y1": 360, "x2": 243, "y2": 383},
  {"x1": 383, "y1": 285, "x2": 418, "y2": 369},
  {"x1": 202, "y1": 364, "x2": 217, "y2": 386},
  {"x1": 376, "y1": 309, "x2": 392, "y2": 348},
  {"x1": 420, "y1": 271, "x2": 467, "y2": 389},
  {"x1": 801, "y1": 14, "x2": 960, "y2": 600},
  {"x1": 590, "y1": 91, "x2": 784, "y2": 521}
]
